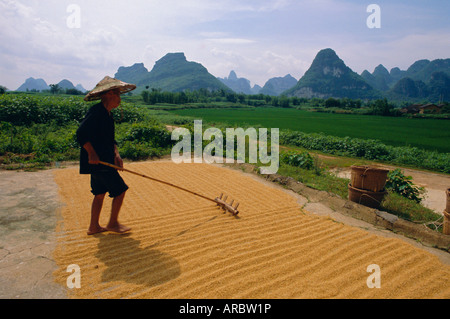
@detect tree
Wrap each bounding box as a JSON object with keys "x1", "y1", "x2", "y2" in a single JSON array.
[
  {"x1": 65, "y1": 88, "x2": 83, "y2": 95},
  {"x1": 279, "y1": 96, "x2": 290, "y2": 108},
  {"x1": 271, "y1": 97, "x2": 279, "y2": 107},
  {"x1": 0, "y1": 86, "x2": 7, "y2": 94},
  {"x1": 141, "y1": 90, "x2": 150, "y2": 103},
  {"x1": 325, "y1": 97, "x2": 340, "y2": 108},
  {"x1": 441, "y1": 103, "x2": 450, "y2": 114},
  {"x1": 371, "y1": 98, "x2": 393, "y2": 116},
  {"x1": 226, "y1": 93, "x2": 237, "y2": 103},
  {"x1": 291, "y1": 97, "x2": 300, "y2": 106},
  {"x1": 311, "y1": 98, "x2": 324, "y2": 107},
  {"x1": 49, "y1": 84, "x2": 61, "y2": 94},
  {"x1": 237, "y1": 94, "x2": 246, "y2": 104}
]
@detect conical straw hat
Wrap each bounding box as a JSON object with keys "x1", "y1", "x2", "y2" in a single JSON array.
[{"x1": 84, "y1": 76, "x2": 136, "y2": 101}]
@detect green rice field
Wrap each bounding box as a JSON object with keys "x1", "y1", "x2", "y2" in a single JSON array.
[{"x1": 169, "y1": 107, "x2": 450, "y2": 153}]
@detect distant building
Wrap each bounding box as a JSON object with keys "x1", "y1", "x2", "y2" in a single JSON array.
[
  {"x1": 419, "y1": 103, "x2": 441, "y2": 114},
  {"x1": 400, "y1": 104, "x2": 422, "y2": 114},
  {"x1": 400, "y1": 103, "x2": 442, "y2": 114}
]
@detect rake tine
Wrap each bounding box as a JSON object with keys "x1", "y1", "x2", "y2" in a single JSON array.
[
  {"x1": 214, "y1": 194, "x2": 240, "y2": 216},
  {"x1": 231, "y1": 203, "x2": 240, "y2": 215}
]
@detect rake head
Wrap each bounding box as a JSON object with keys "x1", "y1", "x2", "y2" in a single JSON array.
[{"x1": 214, "y1": 193, "x2": 240, "y2": 216}]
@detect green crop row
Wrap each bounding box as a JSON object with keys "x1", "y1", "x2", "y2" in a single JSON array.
[
  {"x1": 280, "y1": 130, "x2": 450, "y2": 173},
  {"x1": 0, "y1": 94, "x2": 89, "y2": 125},
  {"x1": 169, "y1": 107, "x2": 450, "y2": 153},
  {"x1": 0, "y1": 94, "x2": 150, "y2": 126}
]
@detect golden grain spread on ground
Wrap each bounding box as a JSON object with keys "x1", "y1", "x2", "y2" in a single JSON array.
[{"x1": 52, "y1": 161, "x2": 450, "y2": 299}]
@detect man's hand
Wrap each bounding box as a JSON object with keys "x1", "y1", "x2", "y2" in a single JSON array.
[
  {"x1": 114, "y1": 155, "x2": 124, "y2": 170},
  {"x1": 83, "y1": 142, "x2": 100, "y2": 165},
  {"x1": 114, "y1": 144, "x2": 123, "y2": 170},
  {"x1": 88, "y1": 152, "x2": 100, "y2": 165}
]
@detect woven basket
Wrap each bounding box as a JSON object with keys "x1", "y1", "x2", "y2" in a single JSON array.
[
  {"x1": 348, "y1": 184, "x2": 387, "y2": 209},
  {"x1": 444, "y1": 210, "x2": 450, "y2": 235},
  {"x1": 350, "y1": 166, "x2": 389, "y2": 193},
  {"x1": 446, "y1": 188, "x2": 450, "y2": 213}
]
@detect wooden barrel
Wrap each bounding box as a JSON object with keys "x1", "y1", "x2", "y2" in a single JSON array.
[
  {"x1": 443, "y1": 211, "x2": 450, "y2": 235},
  {"x1": 446, "y1": 188, "x2": 450, "y2": 213},
  {"x1": 351, "y1": 166, "x2": 389, "y2": 192},
  {"x1": 348, "y1": 184, "x2": 387, "y2": 209}
]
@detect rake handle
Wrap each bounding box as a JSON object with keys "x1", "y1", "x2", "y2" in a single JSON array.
[{"x1": 98, "y1": 161, "x2": 216, "y2": 204}]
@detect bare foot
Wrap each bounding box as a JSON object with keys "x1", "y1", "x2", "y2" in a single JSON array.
[
  {"x1": 106, "y1": 223, "x2": 131, "y2": 234},
  {"x1": 87, "y1": 226, "x2": 108, "y2": 236}
]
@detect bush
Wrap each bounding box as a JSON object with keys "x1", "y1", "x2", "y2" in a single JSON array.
[
  {"x1": 0, "y1": 94, "x2": 149, "y2": 126},
  {"x1": 111, "y1": 102, "x2": 147, "y2": 123},
  {"x1": 0, "y1": 121, "x2": 79, "y2": 164},
  {"x1": 0, "y1": 94, "x2": 89, "y2": 125},
  {"x1": 119, "y1": 141, "x2": 164, "y2": 160},
  {"x1": 385, "y1": 169, "x2": 425, "y2": 203},
  {"x1": 119, "y1": 122, "x2": 173, "y2": 148},
  {"x1": 281, "y1": 151, "x2": 314, "y2": 170}
]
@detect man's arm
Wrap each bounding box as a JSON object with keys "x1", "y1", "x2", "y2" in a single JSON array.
[
  {"x1": 114, "y1": 144, "x2": 123, "y2": 169},
  {"x1": 83, "y1": 142, "x2": 100, "y2": 165},
  {"x1": 77, "y1": 107, "x2": 99, "y2": 162}
]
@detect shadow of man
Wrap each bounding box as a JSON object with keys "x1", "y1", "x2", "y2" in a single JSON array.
[{"x1": 95, "y1": 233, "x2": 181, "y2": 289}]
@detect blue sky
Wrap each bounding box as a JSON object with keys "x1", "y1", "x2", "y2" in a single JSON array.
[{"x1": 1, "y1": 0, "x2": 449, "y2": 90}]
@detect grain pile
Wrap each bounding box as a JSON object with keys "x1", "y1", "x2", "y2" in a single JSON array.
[{"x1": 52, "y1": 161, "x2": 450, "y2": 299}]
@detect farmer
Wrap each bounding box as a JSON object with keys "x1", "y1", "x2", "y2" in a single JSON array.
[{"x1": 76, "y1": 76, "x2": 136, "y2": 235}]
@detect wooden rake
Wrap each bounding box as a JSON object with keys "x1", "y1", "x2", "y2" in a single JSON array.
[{"x1": 99, "y1": 161, "x2": 240, "y2": 216}]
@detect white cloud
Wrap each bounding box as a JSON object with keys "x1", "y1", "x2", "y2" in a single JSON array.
[
  {"x1": 0, "y1": 0, "x2": 130, "y2": 89},
  {"x1": 206, "y1": 38, "x2": 256, "y2": 45},
  {"x1": 231, "y1": 0, "x2": 292, "y2": 13},
  {"x1": 199, "y1": 32, "x2": 230, "y2": 38}
]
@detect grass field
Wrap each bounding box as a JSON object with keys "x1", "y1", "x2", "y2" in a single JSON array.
[{"x1": 169, "y1": 107, "x2": 450, "y2": 153}]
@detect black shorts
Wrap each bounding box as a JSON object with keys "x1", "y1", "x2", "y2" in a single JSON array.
[{"x1": 90, "y1": 170, "x2": 129, "y2": 198}]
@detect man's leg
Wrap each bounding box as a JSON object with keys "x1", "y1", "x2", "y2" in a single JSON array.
[
  {"x1": 88, "y1": 193, "x2": 107, "y2": 235},
  {"x1": 106, "y1": 190, "x2": 131, "y2": 233}
]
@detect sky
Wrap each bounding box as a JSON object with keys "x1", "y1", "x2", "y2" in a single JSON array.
[{"x1": 1, "y1": 0, "x2": 449, "y2": 91}]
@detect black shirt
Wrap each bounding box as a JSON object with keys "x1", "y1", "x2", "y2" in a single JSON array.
[{"x1": 76, "y1": 102, "x2": 117, "y2": 174}]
